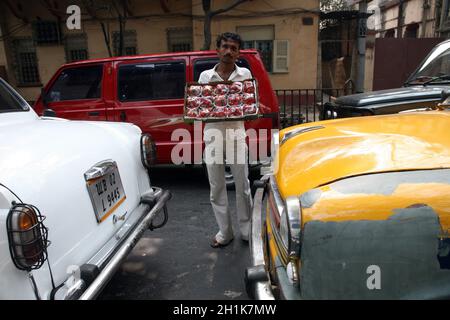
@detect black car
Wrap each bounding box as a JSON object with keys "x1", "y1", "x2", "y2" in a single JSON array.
[{"x1": 322, "y1": 39, "x2": 450, "y2": 119}]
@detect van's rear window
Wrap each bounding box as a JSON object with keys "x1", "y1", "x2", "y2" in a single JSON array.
[{"x1": 118, "y1": 61, "x2": 185, "y2": 101}]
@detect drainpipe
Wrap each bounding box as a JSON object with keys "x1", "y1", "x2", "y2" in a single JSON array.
[
  {"x1": 435, "y1": 0, "x2": 442, "y2": 36},
  {"x1": 356, "y1": 0, "x2": 367, "y2": 93},
  {"x1": 397, "y1": 0, "x2": 404, "y2": 38},
  {"x1": 421, "y1": 1, "x2": 430, "y2": 38},
  {"x1": 438, "y1": 0, "x2": 448, "y2": 36}
]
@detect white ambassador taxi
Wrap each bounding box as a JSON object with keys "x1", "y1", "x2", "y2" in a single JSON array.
[{"x1": 0, "y1": 78, "x2": 171, "y2": 299}]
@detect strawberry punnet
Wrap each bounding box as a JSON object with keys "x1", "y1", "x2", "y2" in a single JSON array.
[
  {"x1": 227, "y1": 94, "x2": 242, "y2": 106},
  {"x1": 243, "y1": 104, "x2": 257, "y2": 115},
  {"x1": 243, "y1": 81, "x2": 255, "y2": 94},
  {"x1": 202, "y1": 85, "x2": 214, "y2": 96},
  {"x1": 214, "y1": 84, "x2": 229, "y2": 95},
  {"x1": 229, "y1": 82, "x2": 243, "y2": 94},
  {"x1": 214, "y1": 95, "x2": 227, "y2": 107}
]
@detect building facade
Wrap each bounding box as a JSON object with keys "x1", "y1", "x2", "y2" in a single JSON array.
[
  {"x1": 0, "y1": 0, "x2": 320, "y2": 102},
  {"x1": 349, "y1": 0, "x2": 449, "y2": 90}
]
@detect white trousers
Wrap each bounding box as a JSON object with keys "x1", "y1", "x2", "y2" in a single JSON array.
[{"x1": 205, "y1": 138, "x2": 253, "y2": 243}]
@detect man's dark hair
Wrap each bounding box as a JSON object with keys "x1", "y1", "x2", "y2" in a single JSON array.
[{"x1": 216, "y1": 32, "x2": 243, "y2": 49}]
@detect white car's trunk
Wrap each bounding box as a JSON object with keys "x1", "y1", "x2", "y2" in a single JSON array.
[{"x1": 0, "y1": 112, "x2": 151, "y2": 299}]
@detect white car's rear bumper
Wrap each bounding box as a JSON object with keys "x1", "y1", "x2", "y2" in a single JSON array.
[{"x1": 59, "y1": 187, "x2": 171, "y2": 300}]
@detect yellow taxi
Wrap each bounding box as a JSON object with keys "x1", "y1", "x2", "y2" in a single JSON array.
[{"x1": 245, "y1": 104, "x2": 450, "y2": 299}]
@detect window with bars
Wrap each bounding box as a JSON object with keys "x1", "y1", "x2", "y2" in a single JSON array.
[
  {"x1": 113, "y1": 30, "x2": 137, "y2": 56},
  {"x1": 12, "y1": 38, "x2": 40, "y2": 85},
  {"x1": 65, "y1": 34, "x2": 89, "y2": 63},
  {"x1": 167, "y1": 28, "x2": 193, "y2": 52},
  {"x1": 237, "y1": 25, "x2": 276, "y2": 73},
  {"x1": 32, "y1": 21, "x2": 61, "y2": 45},
  {"x1": 242, "y1": 40, "x2": 273, "y2": 72}
]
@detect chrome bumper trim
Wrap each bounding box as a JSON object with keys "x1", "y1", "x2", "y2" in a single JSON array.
[
  {"x1": 246, "y1": 184, "x2": 275, "y2": 300},
  {"x1": 77, "y1": 187, "x2": 172, "y2": 300}
]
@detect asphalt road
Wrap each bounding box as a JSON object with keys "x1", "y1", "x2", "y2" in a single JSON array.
[{"x1": 98, "y1": 164, "x2": 261, "y2": 300}]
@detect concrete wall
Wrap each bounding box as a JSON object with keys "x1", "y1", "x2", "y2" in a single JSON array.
[{"x1": 0, "y1": 0, "x2": 320, "y2": 101}]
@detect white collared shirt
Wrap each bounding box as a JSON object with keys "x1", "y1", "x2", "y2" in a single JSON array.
[{"x1": 198, "y1": 64, "x2": 252, "y2": 139}]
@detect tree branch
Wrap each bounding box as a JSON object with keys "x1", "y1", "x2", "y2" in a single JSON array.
[
  {"x1": 211, "y1": 0, "x2": 250, "y2": 16},
  {"x1": 41, "y1": 0, "x2": 64, "y2": 19},
  {"x1": 201, "y1": 0, "x2": 251, "y2": 50},
  {"x1": 3, "y1": 0, "x2": 28, "y2": 23}
]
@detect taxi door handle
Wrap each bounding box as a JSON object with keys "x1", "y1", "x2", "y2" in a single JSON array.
[{"x1": 88, "y1": 111, "x2": 100, "y2": 116}]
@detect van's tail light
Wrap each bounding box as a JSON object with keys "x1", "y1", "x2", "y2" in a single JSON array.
[
  {"x1": 7, "y1": 203, "x2": 49, "y2": 271},
  {"x1": 140, "y1": 134, "x2": 157, "y2": 168}
]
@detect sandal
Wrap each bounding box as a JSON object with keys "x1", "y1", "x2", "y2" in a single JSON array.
[{"x1": 210, "y1": 237, "x2": 234, "y2": 248}]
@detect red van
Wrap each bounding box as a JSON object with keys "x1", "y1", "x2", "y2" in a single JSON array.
[{"x1": 33, "y1": 50, "x2": 280, "y2": 165}]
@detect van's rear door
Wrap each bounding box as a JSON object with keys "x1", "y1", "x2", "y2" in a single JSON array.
[
  {"x1": 109, "y1": 57, "x2": 189, "y2": 164},
  {"x1": 43, "y1": 63, "x2": 108, "y2": 121}
]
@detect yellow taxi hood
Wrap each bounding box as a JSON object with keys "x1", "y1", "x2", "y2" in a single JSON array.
[{"x1": 276, "y1": 111, "x2": 450, "y2": 199}]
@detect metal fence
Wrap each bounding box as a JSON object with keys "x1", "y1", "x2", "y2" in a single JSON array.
[{"x1": 275, "y1": 82, "x2": 354, "y2": 128}]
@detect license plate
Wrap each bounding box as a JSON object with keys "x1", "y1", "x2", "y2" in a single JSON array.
[{"x1": 86, "y1": 164, "x2": 126, "y2": 223}]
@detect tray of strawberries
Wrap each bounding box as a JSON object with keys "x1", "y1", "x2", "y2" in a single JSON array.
[{"x1": 184, "y1": 79, "x2": 259, "y2": 122}]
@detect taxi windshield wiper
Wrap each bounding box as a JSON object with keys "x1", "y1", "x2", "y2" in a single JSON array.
[
  {"x1": 421, "y1": 74, "x2": 450, "y2": 85},
  {"x1": 404, "y1": 75, "x2": 431, "y2": 85}
]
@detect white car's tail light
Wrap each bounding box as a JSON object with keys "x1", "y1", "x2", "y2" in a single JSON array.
[
  {"x1": 6, "y1": 203, "x2": 49, "y2": 271},
  {"x1": 140, "y1": 134, "x2": 157, "y2": 168}
]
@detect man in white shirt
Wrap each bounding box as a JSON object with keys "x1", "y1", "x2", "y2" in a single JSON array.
[{"x1": 198, "y1": 32, "x2": 253, "y2": 248}]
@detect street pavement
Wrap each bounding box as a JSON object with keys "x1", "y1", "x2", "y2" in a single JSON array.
[{"x1": 98, "y1": 164, "x2": 261, "y2": 300}]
